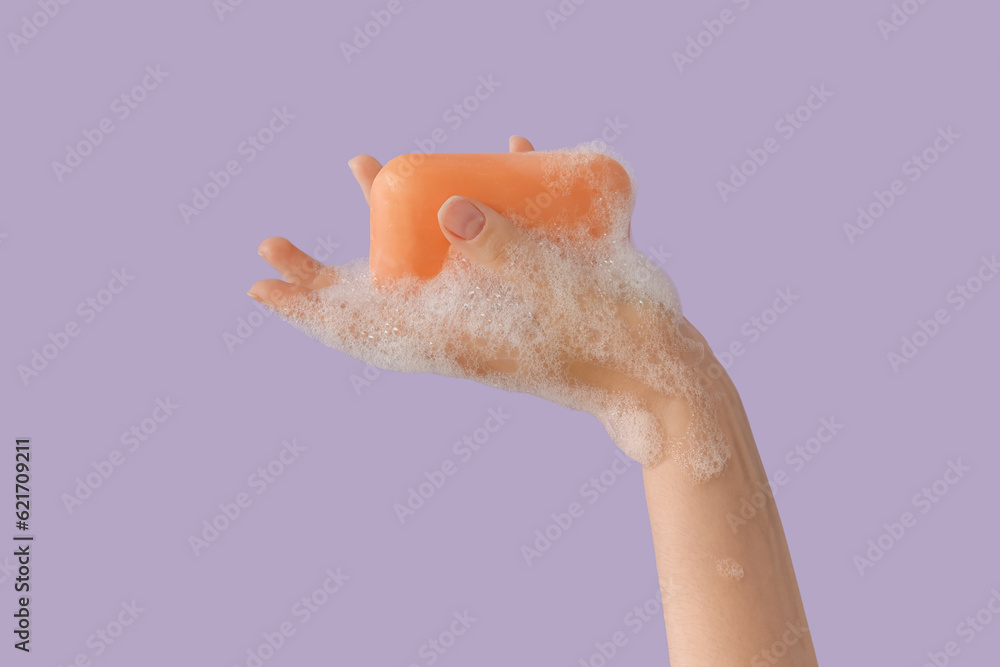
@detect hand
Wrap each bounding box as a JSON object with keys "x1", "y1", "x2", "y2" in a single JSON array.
[{"x1": 249, "y1": 136, "x2": 727, "y2": 470}]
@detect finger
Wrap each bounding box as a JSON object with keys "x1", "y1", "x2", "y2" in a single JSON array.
[
  {"x1": 509, "y1": 135, "x2": 534, "y2": 152},
  {"x1": 258, "y1": 237, "x2": 314, "y2": 284},
  {"x1": 452, "y1": 335, "x2": 523, "y2": 377},
  {"x1": 247, "y1": 278, "x2": 314, "y2": 318},
  {"x1": 437, "y1": 196, "x2": 537, "y2": 278},
  {"x1": 257, "y1": 237, "x2": 337, "y2": 289},
  {"x1": 348, "y1": 154, "x2": 383, "y2": 207}
]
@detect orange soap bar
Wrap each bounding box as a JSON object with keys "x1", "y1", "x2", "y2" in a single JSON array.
[{"x1": 369, "y1": 151, "x2": 632, "y2": 280}]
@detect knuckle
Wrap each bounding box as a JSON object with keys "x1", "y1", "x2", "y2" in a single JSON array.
[{"x1": 484, "y1": 237, "x2": 519, "y2": 270}]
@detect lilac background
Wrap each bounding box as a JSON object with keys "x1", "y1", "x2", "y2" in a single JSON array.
[{"x1": 3, "y1": 0, "x2": 999, "y2": 665}]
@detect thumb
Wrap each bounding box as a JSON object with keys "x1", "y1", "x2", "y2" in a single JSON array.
[{"x1": 437, "y1": 196, "x2": 531, "y2": 274}]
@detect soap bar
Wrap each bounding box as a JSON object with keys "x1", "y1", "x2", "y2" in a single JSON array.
[{"x1": 368, "y1": 151, "x2": 632, "y2": 280}]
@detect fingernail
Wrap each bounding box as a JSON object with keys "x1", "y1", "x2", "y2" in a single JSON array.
[
  {"x1": 247, "y1": 290, "x2": 262, "y2": 304},
  {"x1": 440, "y1": 197, "x2": 485, "y2": 240}
]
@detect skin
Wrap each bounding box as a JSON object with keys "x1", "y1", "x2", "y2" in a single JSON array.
[{"x1": 249, "y1": 136, "x2": 819, "y2": 666}]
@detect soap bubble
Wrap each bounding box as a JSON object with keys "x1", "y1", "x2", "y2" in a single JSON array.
[{"x1": 277, "y1": 144, "x2": 730, "y2": 481}]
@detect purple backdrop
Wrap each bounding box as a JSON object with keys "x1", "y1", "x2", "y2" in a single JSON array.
[{"x1": 3, "y1": 0, "x2": 999, "y2": 665}]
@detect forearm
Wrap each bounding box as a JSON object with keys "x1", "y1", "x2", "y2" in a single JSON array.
[{"x1": 640, "y1": 375, "x2": 818, "y2": 666}]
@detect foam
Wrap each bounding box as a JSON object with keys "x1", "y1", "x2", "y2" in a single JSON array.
[
  {"x1": 277, "y1": 143, "x2": 731, "y2": 481},
  {"x1": 716, "y1": 558, "x2": 745, "y2": 582}
]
